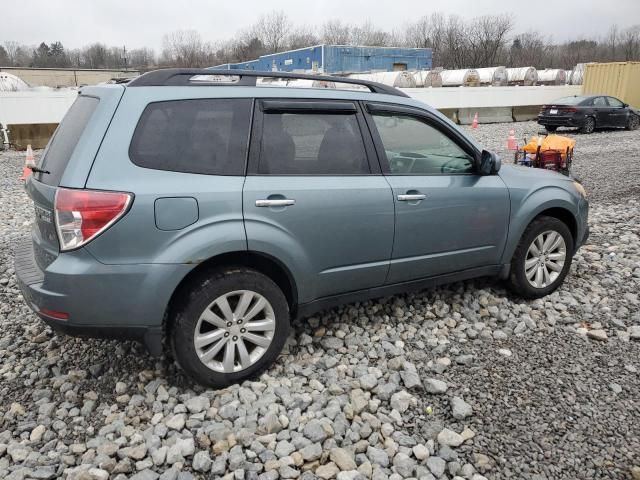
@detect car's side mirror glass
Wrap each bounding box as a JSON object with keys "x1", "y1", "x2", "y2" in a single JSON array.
[{"x1": 479, "y1": 150, "x2": 500, "y2": 175}]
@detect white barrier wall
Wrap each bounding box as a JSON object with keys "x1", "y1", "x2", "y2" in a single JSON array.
[
  {"x1": 0, "y1": 90, "x2": 77, "y2": 125},
  {"x1": 0, "y1": 85, "x2": 583, "y2": 127},
  {"x1": 400, "y1": 85, "x2": 582, "y2": 109}
]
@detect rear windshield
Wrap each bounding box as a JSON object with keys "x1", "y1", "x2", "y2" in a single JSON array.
[
  {"x1": 552, "y1": 96, "x2": 587, "y2": 106},
  {"x1": 38, "y1": 95, "x2": 99, "y2": 185}
]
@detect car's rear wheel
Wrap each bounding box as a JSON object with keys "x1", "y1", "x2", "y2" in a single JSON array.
[
  {"x1": 507, "y1": 216, "x2": 574, "y2": 299},
  {"x1": 545, "y1": 125, "x2": 558, "y2": 133},
  {"x1": 580, "y1": 116, "x2": 595, "y2": 134},
  {"x1": 170, "y1": 267, "x2": 289, "y2": 387},
  {"x1": 627, "y1": 114, "x2": 639, "y2": 131}
]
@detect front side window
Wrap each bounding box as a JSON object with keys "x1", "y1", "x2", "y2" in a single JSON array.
[
  {"x1": 258, "y1": 112, "x2": 369, "y2": 175},
  {"x1": 593, "y1": 97, "x2": 607, "y2": 107},
  {"x1": 607, "y1": 97, "x2": 624, "y2": 107},
  {"x1": 130, "y1": 98, "x2": 252, "y2": 175},
  {"x1": 372, "y1": 113, "x2": 475, "y2": 175}
]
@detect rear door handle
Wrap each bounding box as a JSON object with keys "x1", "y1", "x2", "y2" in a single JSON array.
[
  {"x1": 397, "y1": 194, "x2": 426, "y2": 201},
  {"x1": 255, "y1": 199, "x2": 296, "y2": 207}
]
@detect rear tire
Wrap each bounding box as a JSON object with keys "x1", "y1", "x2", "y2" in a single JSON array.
[
  {"x1": 506, "y1": 216, "x2": 574, "y2": 299},
  {"x1": 170, "y1": 267, "x2": 290, "y2": 388},
  {"x1": 545, "y1": 126, "x2": 558, "y2": 133},
  {"x1": 627, "y1": 114, "x2": 639, "y2": 131},
  {"x1": 580, "y1": 116, "x2": 595, "y2": 134}
]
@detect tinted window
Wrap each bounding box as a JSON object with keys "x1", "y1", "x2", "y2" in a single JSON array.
[
  {"x1": 607, "y1": 97, "x2": 624, "y2": 107},
  {"x1": 372, "y1": 114, "x2": 474, "y2": 175},
  {"x1": 130, "y1": 98, "x2": 252, "y2": 175},
  {"x1": 258, "y1": 112, "x2": 369, "y2": 175},
  {"x1": 593, "y1": 97, "x2": 607, "y2": 107},
  {"x1": 39, "y1": 96, "x2": 99, "y2": 185}
]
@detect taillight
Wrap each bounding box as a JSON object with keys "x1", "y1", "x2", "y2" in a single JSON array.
[
  {"x1": 562, "y1": 107, "x2": 577, "y2": 113},
  {"x1": 54, "y1": 188, "x2": 132, "y2": 251}
]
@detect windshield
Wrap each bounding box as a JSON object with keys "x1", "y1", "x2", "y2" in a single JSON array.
[{"x1": 552, "y1": 96, "x2": 587, "y2": 106}]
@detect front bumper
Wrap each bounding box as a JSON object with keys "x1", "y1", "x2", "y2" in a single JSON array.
[{"x1": 14, "y1": 236, "x2": 191, "y2": 356}]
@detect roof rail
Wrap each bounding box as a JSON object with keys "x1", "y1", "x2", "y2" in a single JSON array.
[{"x1": 127, "y1": 68, "x2": 409, "y2": 98}]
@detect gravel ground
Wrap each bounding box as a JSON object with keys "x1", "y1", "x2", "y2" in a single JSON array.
[{"x1": 0, "y1": 121, "x2": 639, "y2": 480}]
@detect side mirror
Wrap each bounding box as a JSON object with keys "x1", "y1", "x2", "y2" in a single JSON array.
[
  {"x1": 479, "y1": 150, "x2": 501, "y2": 175},
  {"x1": 623, "y1": 103, "x2": 629, "y2": 108}
]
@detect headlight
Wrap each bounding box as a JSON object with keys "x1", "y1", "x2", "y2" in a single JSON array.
[{"x1": 573, "y1": 181, "x2": 587, "y2": 198}]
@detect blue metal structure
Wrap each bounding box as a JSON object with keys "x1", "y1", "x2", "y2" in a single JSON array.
[{"x1": 212, "y1": 45, "x2": 432, "y2": 74}]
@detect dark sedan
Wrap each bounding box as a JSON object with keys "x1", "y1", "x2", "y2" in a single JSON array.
[{"x1": 538, "y1": 95, "x2": 639, "y2": 134}]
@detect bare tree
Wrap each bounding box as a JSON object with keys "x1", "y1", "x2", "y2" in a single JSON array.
[
  {"x1": 509, "y1": 31, "x2": 547, "y2": 68},
  {"x1": 161, "y1": 30, "x2": 212, "y2": 67},
  {"x1": 3, "y1": 41, "x2": 31, "y2": 67},
  {"x1": 620, "y1": 25, "x2": 640, "y2": 60},
  {"x1": 441, "y1": 15, "x2": 469, "y2": 68},
  {"x1": 405, "y1": 13, "x2": 446, "y2": 66},
  {"x1": 322, "y1": 20, "x2": 351, "y2": 45},
  {"x1": 466, "y1": 14, "x2": 514, "y2": 66},
  {"x1": 287, "y1": 26, "x2": 319, "y2": 50},
  {"x1": 350, "y1": 21, "x2": 389, "y2": 46},
  {"x1": 253, "y1": 11, "x2": 291, "y2": 53}
]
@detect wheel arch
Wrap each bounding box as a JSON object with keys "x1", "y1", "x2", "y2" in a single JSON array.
[
  {"x1": 164, "y1": 251, "x2": 299, "y2": 335},
  {"x1": 502, "y1": 194, "x2": 579, "y2": 266}
]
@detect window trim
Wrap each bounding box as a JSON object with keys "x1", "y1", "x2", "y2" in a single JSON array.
[
  {"x1": 362, "y1": 101, "x2": 481, "y2": 176},
  {"x1": 246, "y1": 98, "x2": 380, "y2": 176},
  {"x1": 128, "y1": 97, "x2": 254, "y2": 177}
]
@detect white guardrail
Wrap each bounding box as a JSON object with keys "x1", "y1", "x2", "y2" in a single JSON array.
[{"x1": 0, "y1": 85, "x2": 582, "y2": 126}]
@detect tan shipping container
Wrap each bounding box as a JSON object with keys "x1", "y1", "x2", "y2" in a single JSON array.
[{"x1": 582, "y1": 62, "x2": 640, "y2": 108}]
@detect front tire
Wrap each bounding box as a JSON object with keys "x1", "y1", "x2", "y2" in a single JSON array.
[
  {"x1": 627, "y1": 114, "x2": 639, "y2": 131},
  {"x1": 580, "y1": 116, "x2": 595, "y2": 134},
  {"x1": 507, "y1": 216, "x2": 574, "y2": 299},
  {"x1": 170, "y1": 267, "x2": 290, "y2": 388}
]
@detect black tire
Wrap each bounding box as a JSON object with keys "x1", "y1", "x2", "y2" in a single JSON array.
[
  {"x1": 545, "y1": 125, "x2": 558, "y2": 133},
  {"x1": 507, "y1": 216, "x2": 574, "y2": 299},
  {"x1": 580, "y1": 116, "x2": 595, "y2": 134},
  {"x1": 170, "y1": 267, "x2": 290, "y2": 388},
  {"x1": 627, "y1": 114, "x2": 639, "y2": 131}
]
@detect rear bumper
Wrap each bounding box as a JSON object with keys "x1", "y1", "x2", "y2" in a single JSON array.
[
  {"x1": 14, "y1": 236, "x2": 191, "y2": 356},
  {"x1": 537, "y1": 115, "x2": 583, "y2": 127}
]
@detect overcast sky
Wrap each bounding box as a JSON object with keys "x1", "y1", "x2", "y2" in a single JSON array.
[{"x1": 3, "y1": 0, "x2": 639, "y2": 50}]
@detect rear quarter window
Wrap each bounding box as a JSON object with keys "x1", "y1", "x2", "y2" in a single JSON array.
[
  {"x1": 39, "y1": 95, "x2": 99, "y2": 186},
  {"x1": 129, "y1": 98, "x2": 252, "y2": 176}
]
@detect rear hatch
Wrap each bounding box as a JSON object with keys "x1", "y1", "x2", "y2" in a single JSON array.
[{"x1": 26, "y1": 85, "x2": 124, "y2": 270}]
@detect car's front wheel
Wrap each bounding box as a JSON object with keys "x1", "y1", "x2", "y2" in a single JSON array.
[
  {"x1": 627, "y1": 114, "x2": 639, "y2": 131},
  {"x1": 170, "y1": 267, "x2": 290, "y2": 387},
  {"x1": 507, "y1": 216, "x2": 574, "y2": 299}
]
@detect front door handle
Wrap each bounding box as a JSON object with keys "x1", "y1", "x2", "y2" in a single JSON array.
[
  {"x1": 256, "y1": 199, "x2": 296, "y2": 207},
  {"x1": 397, "y1": 194, "x2": 426, "y2": 201}
]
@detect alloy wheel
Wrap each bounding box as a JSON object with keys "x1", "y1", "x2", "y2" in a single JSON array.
[
  {"x1": 193, "y1": 290, "x2": 276, "y2": 373},
  {"x1": 524, "y1": 230, "x2": 567, "y2": 289}
]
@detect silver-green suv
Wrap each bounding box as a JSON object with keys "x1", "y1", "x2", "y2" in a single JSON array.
[{"x1": 15, "y1": 69, "x2": 589, "y2": 386}]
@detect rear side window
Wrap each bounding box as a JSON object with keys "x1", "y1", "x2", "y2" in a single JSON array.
[
  {"x1": 39, "y1": 96, "x2": 99, "y2": 185},
  {"x1": 258, "y1": 112, "x2": 369, "y2": 175},
  {"x1": 130, "y1": 98, "x2": 252, "y2": 175}
]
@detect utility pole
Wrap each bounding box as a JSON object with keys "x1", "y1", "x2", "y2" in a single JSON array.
[{"x1": 123, "y1": 46, "x2": 128, "y2": 71}]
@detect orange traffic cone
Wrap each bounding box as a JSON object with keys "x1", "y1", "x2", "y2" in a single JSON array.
[
  {"x1": 507, "y1": 129, "x2": 517, "y2": 150},
  {"x1": 471, "y1": 112, "x2": 478, "y2": 129},
  {"x1": 20, "y1": 144, "x2": 35, "y2": 181}
]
